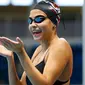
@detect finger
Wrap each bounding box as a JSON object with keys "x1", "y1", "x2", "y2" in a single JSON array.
[
  {"x1": 16, "y1": 37, "x2": 24, "y2": 45},
  {"x1": 1, "y1": 37, "x2": 18, "y2": 44},
  {"x1": 1, "y1": 37, "x2": 19, "y2": 48},
  {"x1": 0, "y1": 39, "x2": 10, "y2": 49},
  {"x1": 0, "y1": 37, "x2": 19, "y2": 51},
  {"x1": 3, "y1": 39, "x2": 18, "y2": 51},
  {"x1": 0, "y1": 39, "x2": 14, "y2": 51},
  {"x1": 3, "y1": 37, "x2": 23, "y2": 50}
]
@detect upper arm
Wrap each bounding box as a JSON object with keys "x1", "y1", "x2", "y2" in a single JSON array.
[{"x1": 43, "y1": 42, "x2": 70, "y2": 85}]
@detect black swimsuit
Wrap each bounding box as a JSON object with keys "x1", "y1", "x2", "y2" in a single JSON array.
[
  {"x1": 26, "y1": 60, "x2": 69, "y2": 85},
  {"x1": 26, "y1": 48, "x2": 69, "y2": 85}
]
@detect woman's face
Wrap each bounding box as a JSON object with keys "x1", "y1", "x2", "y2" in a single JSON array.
[{"x1": 28, "y1": 9, "x2": 55, "y2": 41}]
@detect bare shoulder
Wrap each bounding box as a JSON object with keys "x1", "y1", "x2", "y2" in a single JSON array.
[
  {"x1": 59, "y1": 38, "x2": 70, "y2": 45},
  {"x1": 49, "y1": 37, "x2": 73, "y2": 59},
  {"x1": 52, "y1": 38, "x2": 71, "y2": 49},
  {"x1": 59, "y1": 38, "x2": 72, "y2": 54}
]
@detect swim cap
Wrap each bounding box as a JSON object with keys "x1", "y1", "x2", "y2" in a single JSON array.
[{"x1": 32, "y1": 0, "x2": 61, "y2": 26}]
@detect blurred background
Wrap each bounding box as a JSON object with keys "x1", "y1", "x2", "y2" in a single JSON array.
[{"x1": 0, "y1": 0, "x2": 83, "y2": 85}]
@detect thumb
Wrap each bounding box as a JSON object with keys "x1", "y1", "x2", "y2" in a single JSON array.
[{"x1": 16, "y1": 37, "x2": 24, "y2": 45}]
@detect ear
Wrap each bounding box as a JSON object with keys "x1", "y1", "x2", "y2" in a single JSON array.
[{"x1": 52, "y1": 25, "x2": 56, "y2": 30}]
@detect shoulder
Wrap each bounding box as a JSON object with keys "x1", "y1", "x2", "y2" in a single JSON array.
[
  {"x1": 49, "y1": 38, "x2": 72, "y2": 61},
  {"x1": 58, "y1": 38, "x2": 71, "y2": 47},
  {"x1": 59, "y1": 38, "x2": 72, "y2": 55},
  {"x1": 56, "y1": 38, "x2": 72, "y2": 53},
  {"x1": 51, "y1": 38, "x2": 72, "y2": 51}
]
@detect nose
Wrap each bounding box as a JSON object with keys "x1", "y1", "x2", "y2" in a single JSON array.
[
  {"x1": 28, "y1": 22, "x2": 38, "y2": 31},
  {"x1": 29, "y1": 21, "x2": 37, "y2": 28}
]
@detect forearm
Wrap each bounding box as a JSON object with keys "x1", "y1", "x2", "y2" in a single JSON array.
[
  {"x1": 7, "y1": 53, "x2": 22, "y2": 85},
  {"x1": 16, "y1": 48, "x2": 49, "y2": 85}
]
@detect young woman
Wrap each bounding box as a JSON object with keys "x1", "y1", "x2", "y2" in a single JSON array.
[{"x1": 0, "y1": 1, "x2": 73, "y2": 85}]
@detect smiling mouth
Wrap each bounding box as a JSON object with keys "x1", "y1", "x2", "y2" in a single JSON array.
[
  {"x1": 33, "y1": 30, "x2": 42, "y2": 35},
  {"x1": 31, "y1": 27, "x2": 42, "y2": 35}
]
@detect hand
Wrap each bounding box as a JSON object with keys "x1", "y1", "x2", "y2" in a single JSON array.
[
  {"x1": 0, "y1": 37, "x2": 24, "y2": 53},
  {"x1": 0, "y1": 44, "x2": 13, "y2": 58}
]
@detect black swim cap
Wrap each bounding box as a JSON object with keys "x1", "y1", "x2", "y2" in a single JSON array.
[{"x1": 32, "y1": 0, "x2": 61, "y2": 26}]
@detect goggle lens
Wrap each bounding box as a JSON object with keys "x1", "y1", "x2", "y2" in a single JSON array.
[{"x1": 28, "y1": 15, "x2": 47, "y2": 24}]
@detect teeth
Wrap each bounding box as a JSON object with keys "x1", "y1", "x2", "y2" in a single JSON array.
[{"x1": 36, "y1": 27, "x2": 40, "y2": 30}]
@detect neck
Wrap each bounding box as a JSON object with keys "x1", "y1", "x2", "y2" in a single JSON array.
[{"x1": 40, "y1": 35, "x2": 58, "y2": 52}]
